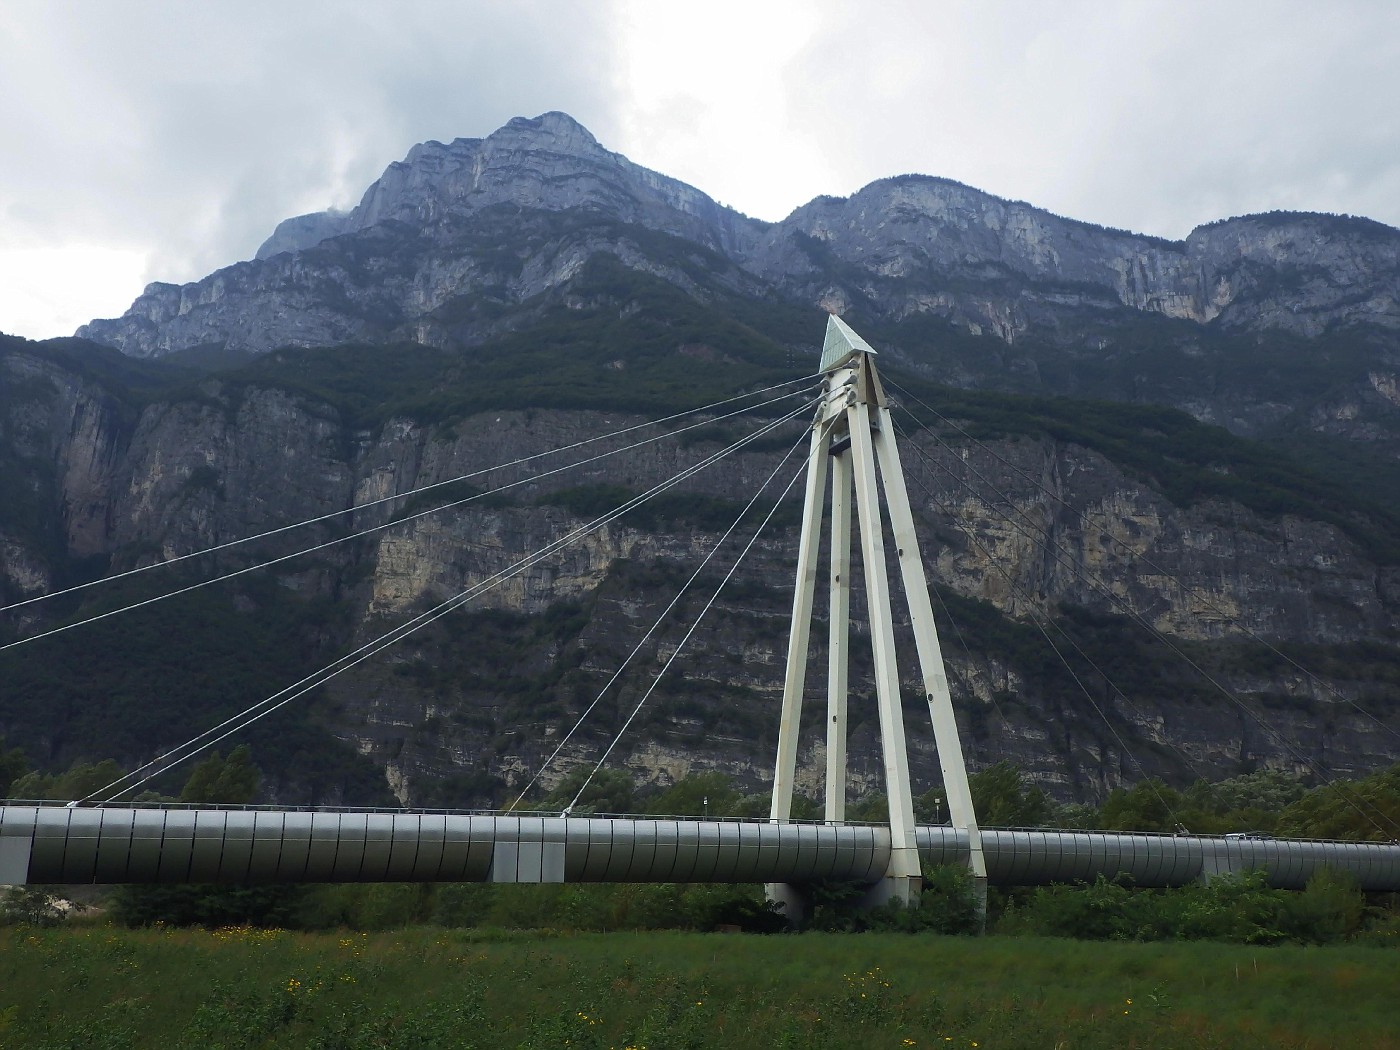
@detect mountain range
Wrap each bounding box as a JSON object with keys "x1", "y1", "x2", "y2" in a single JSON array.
[{"x1": 3, "y1": 111, "x2": 1400, "y2": 809}]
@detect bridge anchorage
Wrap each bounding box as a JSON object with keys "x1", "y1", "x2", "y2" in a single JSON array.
[
  {"x1": 767, "y1": 315, "x2": 985, "y2": 918},
  {"x1": 3, "y1": 317, "x2": 1400, "y2": 914}
]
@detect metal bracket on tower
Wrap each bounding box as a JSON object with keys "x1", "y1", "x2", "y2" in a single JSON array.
[{"x1": 769, "y1": 314, "x2": 986, "y2": 915}]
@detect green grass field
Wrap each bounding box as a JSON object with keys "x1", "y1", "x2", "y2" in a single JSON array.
[{"x1": 1, "y1": 924, "x2": 1396, "y2": 1049}]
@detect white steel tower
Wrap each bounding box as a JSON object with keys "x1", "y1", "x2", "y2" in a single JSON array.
[{"x1": 769, "y1": 315, "x2": 987, "y2": 912}]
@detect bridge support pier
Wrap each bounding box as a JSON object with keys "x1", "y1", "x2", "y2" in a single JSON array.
[
  {"x1": 765, "y1": 881, "x2": 809, "y2": 924},
  {"x1": 0, "y1": 833, "x2": 31, "y2": 884},
  {"x1": 859, "y1": 874, "x2": 917, "y2": 910}
]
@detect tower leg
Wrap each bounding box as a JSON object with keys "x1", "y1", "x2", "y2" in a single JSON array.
[
  {"x1": 871, "y1": 412, "x2": 988, "y2": 895},
  {"x1": 770, "y1": 425, "x2": 830, "y2": 822},
  {"x1": 848, "y1": 400, "x2": 920, "y2": 904},
  {"x1": 824, "y1": 448, "x2": 852, "y2": 824}
]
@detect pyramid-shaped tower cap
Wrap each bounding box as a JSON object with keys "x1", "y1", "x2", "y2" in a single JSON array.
[{"x1": 819, "y1": 314, "x2": 878, "y2": 372}]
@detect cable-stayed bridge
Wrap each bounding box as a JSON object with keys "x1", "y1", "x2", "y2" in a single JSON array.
[{"x1": 4, "y1": 317, "x2": 1400, "y2": 910}]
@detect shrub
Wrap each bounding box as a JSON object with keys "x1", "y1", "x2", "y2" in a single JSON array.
[
  {"x1": 1279, "y1": 867, "x2": 1366, "y2": 944},
  {"x1": 997, "y1": 875, "x2": 1138, "y2": 940},
  {"x1": 0, "y1": 886, "x2": 63, "y2": 927},
  {"x1": 109, "y1": 884, "x2": 311, "y2": 929}
]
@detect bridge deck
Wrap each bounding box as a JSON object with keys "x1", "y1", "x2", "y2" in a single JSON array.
[{"x1": 4, "y1": 805, "x2": 1399, "y2": 890}]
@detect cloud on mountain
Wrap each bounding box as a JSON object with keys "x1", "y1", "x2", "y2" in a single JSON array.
[
  {"x1": 611, "y1": 0, "x2": 1400, "y2": 240},
  {"x1": 0, "y1": 1, "x2": 617, "y2": 336},
  {"x1": 1, "y1": 0, "x2": 1397, "y2": 340}
]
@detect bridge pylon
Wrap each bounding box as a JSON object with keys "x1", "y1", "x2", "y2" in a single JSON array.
[{"x1": 768, "y1": 315, "x2": 987, "y2": 915}]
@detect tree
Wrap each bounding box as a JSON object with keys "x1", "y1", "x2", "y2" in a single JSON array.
[
  {"x1": 1097, "y1": 779, "x2": 1181, "y2": 833},
  {"x1": 7, "y1": 758, "x2": 126, "y2": 802},
  {"x1": 1281, "y1": 868, "x2": 1365, "y2": 943},
  {"x1": 968, "y1": 762, "x2": 1051, "y2": 827},
  {"x1": 1204, "y1": 769, "x2": 1309, "y2": 812},
  {"x1": 1277, "y1": 763, "x2": 1400, "y2": 841},
  {"x1": 180, "y1": 745, "x2": 260, "y2": 805},
  {"x1": 538, "y1": 767, "x2": 637, "y2": 815},
  {"x1": 914, "y1": 786, "x2": 946, "y2": 824},
  {"x1": 0, "y1": 738, "x2": 29, "y2": 797},
  {"x1": 847, "y1": 793, "x2": 889, "y2": 822},
  {"x1": 0, "y1": 887, "x2": 62, "y2": 927},
  {"x1": 642, "y1": 771, "x2": 741, "y2": 817},
  {"x1": 1174, "y1": 770, "x2": 1310, "y2": 835}
]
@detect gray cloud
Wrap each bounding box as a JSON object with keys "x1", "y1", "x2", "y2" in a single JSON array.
[
  {"x1": 2, "y1": 0, "x2": 1396, "y2": 340},
  {"x1": 0, "y1": 0, "x2": 618, "y2": 328},
  {"x1": 771, "y1": 0, "x2": 1400, "y2": 239}
]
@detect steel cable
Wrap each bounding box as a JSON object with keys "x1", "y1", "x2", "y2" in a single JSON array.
[{"x1": 81, "y1": 396, "x2": 819, "y2": 803}]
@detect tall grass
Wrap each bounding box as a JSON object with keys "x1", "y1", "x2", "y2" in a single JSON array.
[{"x1": 1, "y1": 924, "x2": 1396, "y2": 1049}]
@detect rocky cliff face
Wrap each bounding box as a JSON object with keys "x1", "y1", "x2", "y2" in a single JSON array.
[
  {"x1": 4, "y1": 335, "x2": 1398, "y2": 806},
  {"x1": 744, "y1": 178, "x2": 1400, "y2": 340}
]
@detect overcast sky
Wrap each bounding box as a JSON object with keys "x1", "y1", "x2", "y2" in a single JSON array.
[{"x1": 2, "y1": 0, "x2": 1397, "y2": 340}]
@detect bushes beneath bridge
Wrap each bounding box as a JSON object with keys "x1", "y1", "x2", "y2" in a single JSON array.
[
  {"x1": 88, "y1": 865, "x2": 1396, "y2": 949},
  {"x1": 100, "y1": 880, "x2": 788, "y2": 936},
  {"x1": 995, "y1": 868, "x2": 1380, "y2": 946}
]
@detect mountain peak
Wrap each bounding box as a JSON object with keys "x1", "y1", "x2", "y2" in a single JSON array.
[
  {"x1": 487, "y1": 110, "x2": 608, "y2": 160},
  {"x1": 504, "y1": 110, "x2": 599, "y2": 141},
  {"x1": 412, "y1": 112, "x2": 604, "y2": 161},
  {"x1": 250, "y1": 111, "x2": 735, "y2": 266}
]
